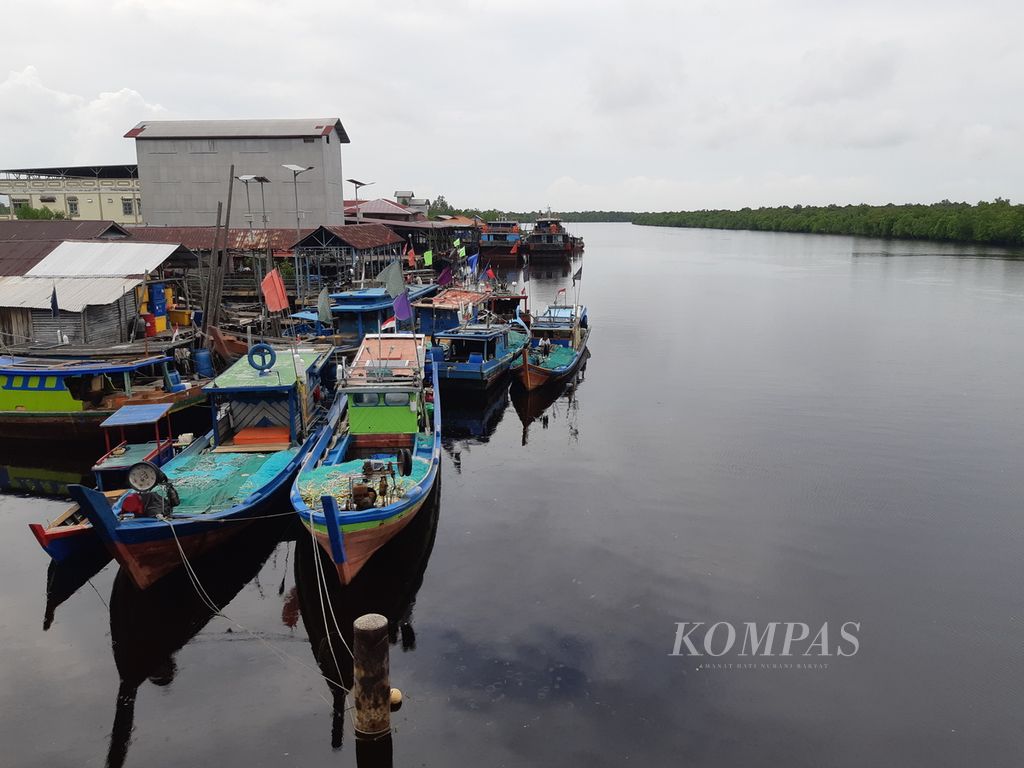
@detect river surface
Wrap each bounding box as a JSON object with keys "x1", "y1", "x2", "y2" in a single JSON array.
[{"x1": 2, "y1": 223, "x2": 1023, "y2": 766}]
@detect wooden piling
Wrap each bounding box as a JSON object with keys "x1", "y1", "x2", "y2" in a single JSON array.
[{"x1": 353, "y1": 613, "x2": 391, "y2": 739}]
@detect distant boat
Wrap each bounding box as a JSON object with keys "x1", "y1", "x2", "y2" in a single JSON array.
[
  {"x1": 477, "y1": 220, "x2": 523, "y2": 263},
  {"x1": 428, "y1": 323, "x2": 529, "y2": 388},
  {"x1": 510, "y1": 303, "x2": 591, "y2": 391},
  {"x1": 291, "y1": 333, "x2": 441, "y2": 584},
  {"x1": 524, "y1": 217, "x2": 584, "y2": 260},
  {"x1": 29, "y1": 403, "x2": 180, "y2": 563},
  {"x1": 0, "y1": 353, "x2": 207, "y2": 450},
  {"x1": 69, "y1": 343, "x2": 339, "y2": 590},
  {"x1": 290, "y1": 284, "x2": 438, "y2": 344}
]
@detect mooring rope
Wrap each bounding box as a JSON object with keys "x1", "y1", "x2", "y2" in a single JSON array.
[{"x1": 163, "y1": 519, "x2": 352, "y2": 701}]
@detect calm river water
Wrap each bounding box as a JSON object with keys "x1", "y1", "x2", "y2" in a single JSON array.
[{"x1": 2, "y1": 223, "x2": 1023, "y2": 766}]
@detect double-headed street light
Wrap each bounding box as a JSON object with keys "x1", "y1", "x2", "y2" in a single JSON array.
[
  {"x1": 347, "y1": 178, "x2": 375, "y2": 222},
  {"x1": 283, "y1": 164, "x2": 314, "y2": 301}
]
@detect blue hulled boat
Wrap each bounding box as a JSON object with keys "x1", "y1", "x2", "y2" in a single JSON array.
[
  {"x1": 69, "y1": 344, "x2": 339, "y2": 589},
  {"x1": 291, "y1": 334, "x2": 441, "y2": 584},
  {"x1": 291, "y1": 284, "x2": 438, "y2": 343},
  {"x1": 428, "y1": 323, "x2": 529, "y2": 388}
]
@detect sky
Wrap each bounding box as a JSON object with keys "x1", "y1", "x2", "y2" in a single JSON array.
[{"x1": 1, "y1": 0, "x2": 1021, "y2": 212}]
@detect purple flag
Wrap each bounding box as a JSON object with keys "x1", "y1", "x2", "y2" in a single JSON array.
[
  {"x1": 393, "y1": 289, "x2": 412, "y2": 321},
  {"x1": 438, "y1": 265, "x2": 453, "y2": 286}
]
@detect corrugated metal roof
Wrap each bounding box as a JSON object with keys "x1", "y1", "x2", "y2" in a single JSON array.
[
  {"x1": 128, "y1": 225, "x2": 308, "y2": 252},
  {"x1": 344, "y1": 199, "x2": 411, "y2": 216},
  {"x1": 0, "y1": 240, "x2": 60, "y2": 276},
  {"x1": 0, "y1": 220, "x2": 129, "y2": 241},
  {"x1": 347, "y1": 216, "x2": 467, "y2": 230},
  {"x1": 0, "y1": 275, "x2": 142, "y2": 312},
  {"x1": 412, "y1": 288, "x2": 488, "y2": 310},
  {"x1": 0, "y1": 165, "x2": 137, "y2": 179},
  {"x1": 27, "y1": 241, "x2": 181, "y2": 277},
  {"x1": 296, "y1": 224, "x2": 404, "y2": 251},
  {"x1": 125, "y1": 118, "x2": 350, "y2": 143}
]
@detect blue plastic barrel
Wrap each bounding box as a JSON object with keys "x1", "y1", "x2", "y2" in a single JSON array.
[{"x1": 195, "y1": 348, "x2": 215, "y2": 378}]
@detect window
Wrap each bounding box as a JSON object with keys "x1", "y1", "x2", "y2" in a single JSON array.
[
  {"x1": 67, "y1": 197, "x2": 79, "y2": 216},
  {"x1": 353, "y1": 392, "x2": 379, "y2": 406},
  {"x1": 40, "y1": 195, "x2": 56, "y2": 203},
  {"x1": 11, "y1": 198, "x2": 28, "y2": 210},
  {"x1": 384, "y1": 392, "x2": 410, "y2": 406},
  {"x1": 303, "y1": 137, "x2": 315, "y2": 143},
  {"x1": 121, "y1": 198, "x2": 134, "y2": 216}
]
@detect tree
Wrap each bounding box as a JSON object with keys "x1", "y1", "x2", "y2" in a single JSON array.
[{"x1": 15, "y1": 205, "x2": 65, "y2": 220}]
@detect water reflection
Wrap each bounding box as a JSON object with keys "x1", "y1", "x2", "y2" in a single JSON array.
[
  {"x1": 42, "y1": 546, "x2": 111, "y2": 630},
  {"x1": 442, "y1": 385, "x2": 511, "y2": 472},
  {"x1": 511, "y1": 352, "x2": 589, "y2": 445},
  {"x1": 293, "y1": 478, "x2": 441, "y2": 754},
  {"x1": 103, "y1": 518, "x2": 290, "y2": 768}
]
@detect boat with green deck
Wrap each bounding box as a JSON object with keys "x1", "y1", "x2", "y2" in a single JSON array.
[
  {"x1": 291, "y1": 333, "x2": 441, "y2": 584},
  {"x1": 69, "y1": 343, "x2": 339, "y2": 589}
]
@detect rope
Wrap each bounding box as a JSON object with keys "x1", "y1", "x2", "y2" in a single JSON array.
[{"x1": 162, "y1": 518, "x2": 352, "y2": 701}]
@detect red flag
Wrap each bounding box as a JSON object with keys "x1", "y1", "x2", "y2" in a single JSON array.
[
  {"x1": 510, "y1": 241, "x2": 519, "y2": 254},
  {"x1": 486, "y1": 267, "x2": 495, "y2": 280},
  {"x1": 261, "y1": 268, "x2": 289, "y2": 312}
]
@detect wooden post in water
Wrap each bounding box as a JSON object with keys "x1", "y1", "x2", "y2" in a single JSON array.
[{"x1": 353, "y1": 613, "x2": 391, "y2": 739}]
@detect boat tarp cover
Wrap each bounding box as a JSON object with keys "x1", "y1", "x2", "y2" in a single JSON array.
[{"x1": 163, "y1": 449, "x2": 298, "y2": 514}]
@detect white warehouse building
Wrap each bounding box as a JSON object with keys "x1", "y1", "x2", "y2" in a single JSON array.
[{"x1": 125, "y1": 118, "x2": 350, "y2": 228}]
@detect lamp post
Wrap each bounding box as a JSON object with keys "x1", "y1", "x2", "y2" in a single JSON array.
[
  {"x1": 283, "y1": 164, "x2": 314, "y2": 303},
  {"x1": 347, "y1": 178, "x2": 375, "y2": 223},
  {"x1": 236, "y1": 174, "x2": 271, "y2": 281}
]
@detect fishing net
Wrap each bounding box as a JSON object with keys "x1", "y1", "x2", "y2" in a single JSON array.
[
  {"x1": 298, "y1": 456, "x2": 432, "y2": 511},
  {"x1": 525, "y1": 344, "x2": 577, "y2": 370},
  {"x1": 164, "y1": 449, "x2": 298, "y2": 514}
]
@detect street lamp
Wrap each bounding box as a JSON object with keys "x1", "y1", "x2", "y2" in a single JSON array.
[
  {"x1": 283, "y1": 164, "x2": 314, "y2": 302},
  {"x1": 347, "y1": 178, "x2": 375, "y2": 223},
  {"x1": 236, "y1": 175, "x2": 272, "y2": 279}
]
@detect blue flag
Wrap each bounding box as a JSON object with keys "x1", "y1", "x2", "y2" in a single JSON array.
[
  {"x1": 50, "y1": 285, "x2": 59, "y2": 318},
  {"x1": 467, "y1": 253, "x2": 479, "y2": 275}
]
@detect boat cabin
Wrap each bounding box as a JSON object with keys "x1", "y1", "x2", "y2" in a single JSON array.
[
  {"x1": 291, "y1": 283, "x2": 438, "y2": 340},
  {"x1": 91, "y1": 404, "x2": 177, "y2": 490},
  {"x1": 529, "y1": 304, "x2": 588, "y2": 348},
  {"x1": 432, "y1": 324, "x2": 516, "y2": 364},
  {"x1": 413, "y1": 288, "x2": 489, "y2": 335},
  {"x1": 340, "y1": 334, "x2": 429, "y2": 453},
  {"x1": 202, "y1": 346, "x2": 335, "y2": 449},
  {"x1": 480, "y1": 220, "x2": 522, "y2": 246},
  {"x1": 0, "y1": 354, "x2": 188, "y2": 414}
]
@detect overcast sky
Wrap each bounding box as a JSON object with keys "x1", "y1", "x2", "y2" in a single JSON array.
[{"x1": 1, "y1": 0, "x2": 1021, "y2": 211}]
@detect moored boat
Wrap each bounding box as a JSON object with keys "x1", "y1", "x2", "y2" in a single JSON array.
[
  {"x1": 69, "y1": 343, "x2": 339, "y2": 589},
  {"x1": 429, "y1": 323, "x2": 528, "y2": 388},
  {"x1": 510, "y1": 303, "x2": 590, "y2": 391},
  {"x1": 524, "y1": 217, "x2": 584, "y2": 260},
  {"x1": 290, "y1": 284, "x2": 438, "y2": 344},
  {"x1": 0, "y1": 353, "x2": 208, "y2": 450},
  {"x1": 477, "y1": 220, "x2": 523, "y2": 263},
  {"x1": 291, "y1": 333, "x2": 441, "y2": 584},
  {"x1": 29, "y1": 403, "x2": 181, "y2": 563}
]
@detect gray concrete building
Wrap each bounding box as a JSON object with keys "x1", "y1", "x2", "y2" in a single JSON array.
[{"x1": 126, "y1": 118, "x2": 350, "y2": 228}]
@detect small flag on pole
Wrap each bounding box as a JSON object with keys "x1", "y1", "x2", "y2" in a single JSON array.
[
  {"x1": 453, "y1": 237, "x2": 461, "y2": 248},
  {"x1": 423, "y1": 249, "x2": 433, "y2": 266},
  {"x1": 467, "y1": 253, "x2": 479, "y2": 275},
  {"x1": 458, "y1": 246, "x2": 467, "y2": 259},
  {"x1": 50, "y1": 285, "x2": 59, "y2": 318},
  {"x1": 393, "y1": 289, "x2": 412, "y2": 321},
  {"x1": 381, "y1": 314, "x2": 397, "y2": 331},
  {"x1": 406, "y1": 242, "x2": 417, "y2": 268},
  {"x1": 510, "y1": 241, "x2": 519, "y2": 255},
  {"x1": 572, "y1": 265, "x2": 583, "y2": 285},
  {"x1": 438, "y1": 265, "x2": 453, "y2": 286},
  {"x1": 555, "y1": 287, "x2": 567, "y2": 303},
  {"x1": 317, "y1": 286, "x2": 332, "y2": 323},
  {"x1": 486, "y1": 267, "x2": 495, "y2": 280},
  {"x1": 261, "y1": 268, "x2": 289, "y2": 312}
]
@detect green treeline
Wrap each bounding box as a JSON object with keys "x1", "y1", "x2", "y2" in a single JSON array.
[{"x1": 633, "y1": 199, "x2": 1024, "y2": 247}]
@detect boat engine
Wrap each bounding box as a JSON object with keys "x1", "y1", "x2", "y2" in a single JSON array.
[{"x1": 126, "y1": 461, "x2": 180, "y2": 518}]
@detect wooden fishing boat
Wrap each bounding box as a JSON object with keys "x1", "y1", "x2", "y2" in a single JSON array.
[
  {"x1": 477, "y1": 220, "x2": 523, "y2": 263},
  {"x1": 0, "y1": 353, "x2": 208, "y2": 450},
  {"x1": 291, "y1": 333, "x2": 442, "y2": 584},
  {"x1": 290, "y1": 284, "x2": 438, "y2": 344},
  {"x1": 524, "y1": 217, "x2": 584, "y2": 260},
  {"x1": 510, "y1": 303, "x2": 591, "y2": 391},
  {"x1": 69, "y1": 343, "x2": 339, "y2": 590},
  {"x1": 428, "y1": 323, "x2": 528, "y2": 388},
  {"x1": 29, "y1": 403, "x2": 180, "y2": 563}
]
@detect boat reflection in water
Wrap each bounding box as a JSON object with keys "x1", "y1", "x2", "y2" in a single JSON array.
[
  {"x1": 103, "y1": 517, "x2": 291, "y2": 768},
  {"x1": 294, "y1": 478, "x2": 440, "y2": 763},
  {"x1": 42, "y1": 545, "x2": 112, "y2": 631},
  {"x1": 441, "y1": 384, "x2": 510, "y2": 472},
  {"x1": 511, "y1": 350, "x2": 589, "y2": 446}
]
